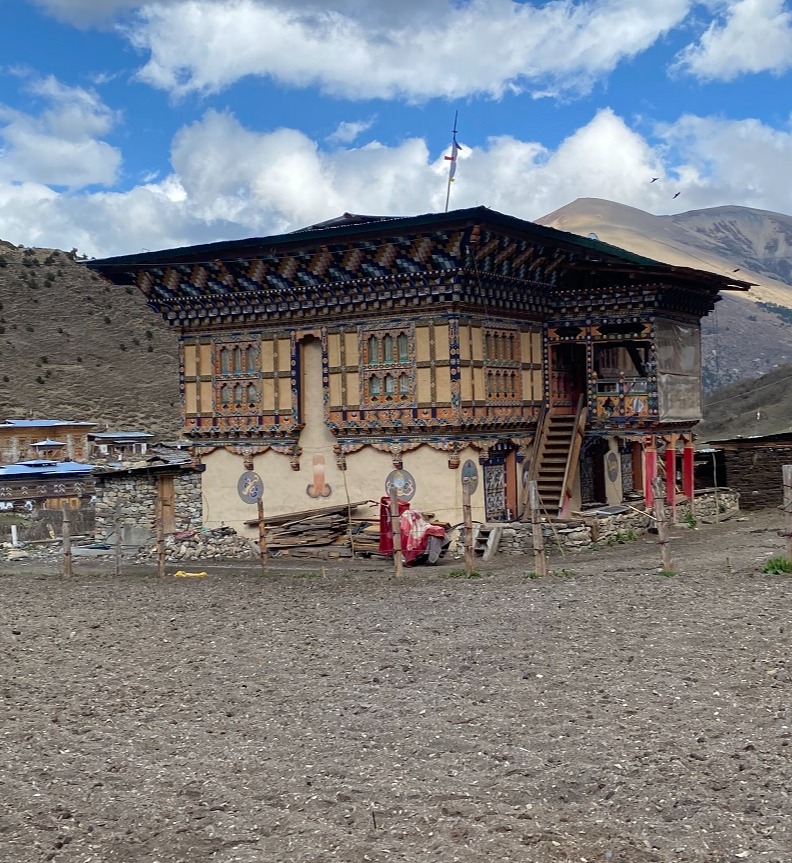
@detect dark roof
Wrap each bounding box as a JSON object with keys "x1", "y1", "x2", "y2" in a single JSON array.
[{"x1": 87, "y1": 205, "x2": 753, "y2": 292}]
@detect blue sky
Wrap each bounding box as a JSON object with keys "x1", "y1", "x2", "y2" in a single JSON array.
[{"x1": 2, "y1": 0, "x2": 792, "y2": 257}]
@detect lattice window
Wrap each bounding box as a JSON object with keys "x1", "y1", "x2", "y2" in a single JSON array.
[
  {"x1": 483, "y1": 327, "x2": 521, "y2": 402},
  {"x1": 213, "y1": 340, "x2": 262, "y2": 412},
  {"x1": 361, "y1": 324, "x2": 415, "y2": 405}
]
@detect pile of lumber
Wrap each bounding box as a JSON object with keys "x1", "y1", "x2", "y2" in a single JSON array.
[{"x1": 245, "y1": 501, "x2": 377, "y2": 555}]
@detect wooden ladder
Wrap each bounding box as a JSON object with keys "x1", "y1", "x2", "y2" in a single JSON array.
[{"x1": 523, "y1": 397, "x2": 587, "y2": 518}]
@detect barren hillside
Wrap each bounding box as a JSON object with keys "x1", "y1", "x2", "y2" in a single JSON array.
[
  {"x1": 538, "y1": 198, "x2": 792, "y2": 390},
  {"x1": 0, "y1": 241, "x2": 180, "y2": 437}
]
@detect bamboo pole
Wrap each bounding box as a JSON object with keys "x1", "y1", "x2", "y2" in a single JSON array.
[
  {"x1": 61, "y1": 504, "x2": 72, "y2": 578},
  {"x1": 652, "y1": 476, "x2": 673, "y2": 573},
  {"x1": 462, "y1": 477, "x2": 475, "y2": 576},
  {"x1": 389, "y1": 486, "x2": 403, "y2": 578},
  {"x1": 782, "y1": 465, "x2": 792, "y2": 561},
  {"x1": 529, "y1": 480, "x2": 548, "y2": 578}
]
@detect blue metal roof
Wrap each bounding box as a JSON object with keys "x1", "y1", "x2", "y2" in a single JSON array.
[
  {"x1": 0, "y1": 460, "x2": 95, "y2": 477},
  {"x1": 0, "y1": 419, "x2": 95, "y2": 428}
]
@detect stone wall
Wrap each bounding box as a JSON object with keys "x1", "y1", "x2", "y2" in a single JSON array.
[
  {"x1": 94, "y1": 470, "x2": 202, "y2": 547},
  {"x1": 496, "y1": 489, "x2": 740, "y2": 555},
  {"x1": 722, "y1": 446, "x2": 791, "y2": 510}
]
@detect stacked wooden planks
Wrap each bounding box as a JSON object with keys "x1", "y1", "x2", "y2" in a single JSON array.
[{"x1": 245, "y1": 501, "x2": 375, "y2": 553}]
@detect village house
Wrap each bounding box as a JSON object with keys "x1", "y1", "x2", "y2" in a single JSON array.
[
  {"x1": 88, "y1": 207, "x2": 750, "y2": 536},
  {"x1": 0, "y1": 419, "x2": 96, "y2": 464}
]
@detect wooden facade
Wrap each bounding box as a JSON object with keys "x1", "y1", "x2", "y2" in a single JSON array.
[{"x1": 88, "y1": 207, "x2": 750, "y2": 531}]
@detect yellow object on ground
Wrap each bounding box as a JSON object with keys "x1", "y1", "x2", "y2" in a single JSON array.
[{"x1": 173, "y1": 570, "x2": 208, "y2": 578}]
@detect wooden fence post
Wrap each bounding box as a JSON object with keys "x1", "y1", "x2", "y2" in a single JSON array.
[
  {"x1": 61, "y1": 504, "x2": 72, "y2": 578},
  {"x1": 257, "y1": 495, "x2": 268, "y2": 573},
  {"x1": 652, "y1": 476, "x2": 674, "y2": 573},
  {"x1": 155, "y1": 476, "x2": 166, "y2": 578},
  {"x1": 782, "y1": 465, "x2": 792, "y2": 561},
  {"x1": 389, "y1": 486, "x2": 403, "y2": 578},
  {"x1": 462, "y1": 478, "x2": 475, "y2": 576},
  {"x1": 529, "y1": 480, "x2": 548, "y2": 578}
]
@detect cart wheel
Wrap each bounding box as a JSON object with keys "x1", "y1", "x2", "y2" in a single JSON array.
[{"x1": 425, "y1": 534, "x2": 443, "y2": 564}]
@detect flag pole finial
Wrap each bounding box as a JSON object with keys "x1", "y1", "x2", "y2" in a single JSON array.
[{"x1": 444, "y1": 111, "x2": 461, "y2": 213}]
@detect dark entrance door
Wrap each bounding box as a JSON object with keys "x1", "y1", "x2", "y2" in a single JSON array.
[{"x1": 549, "y1": 343, "x2": 587, "y2": 413}]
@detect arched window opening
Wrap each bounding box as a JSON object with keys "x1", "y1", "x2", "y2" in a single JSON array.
[
  {"x1": 246, "y1": 383, "x2": 258, "y2": 404},
  {"x1": 233, "y1": 383, "x2": 244, "y2": 404},
  {"x1": 382, "y1": 334, "x2": 394, "y2": 364},
  {"x1": 367, "y1": 335, "x2": 379, "y2": 365},
  {"x1": 369, "y1": 375, "x2": 382, "y2": 397},
  {"x1": 219, "y1": 347, "x2": 230, "y2": 374},
  {"x1": 397, "y1": 332, "x2": 409, "y2": 363},
  {"x1": 232, "y1": 346, "x2": 243, "y2": 373},
  {"x1": 384, "y1": 374, "x2": 395, "y2": 395},
  {"x1": 245, "y1": 345, "x2": 257, "y2": 373},
  {"x1": 399, "y1": 374, "x2": 410, "y2": 395}
]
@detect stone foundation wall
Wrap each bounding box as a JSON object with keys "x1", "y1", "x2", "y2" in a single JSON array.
[
  {"x1": 496, "y1": 489, "x2": 740, "y2": 555},
  {"x1": 95, "y1": 471, "x2": 203, "y2": 545}
]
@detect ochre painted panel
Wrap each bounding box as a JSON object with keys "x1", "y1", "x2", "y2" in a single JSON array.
[
  {"x1": 260, "y1": 339, "x2": 274, "y2": 373},
  {"x1": 199, "y1": 381, "x2": 213, "y2": 412},
  {"x1": 277, "y1": 339, "x2": 291, "y2": 373},
  {"x1": 470, "y1": 327, "x2": 484, "y2": 361},
  {"x1": 520, "y1": 332, "x2": 532, "y2": 365},
  {"x1": 458, "y1": 325, "x2": 471, "y2": 360},
  {"x1": 184, "y1": 382, "x2": 197, "y2": 414},
  {"x1": 434, "y1": 324, "x2": 450, "y2": 360},
  {"x1": 531, "y1": 369, "x2": 543, "y2": 402},
  {"x1": 262, "y1": 377, "x2": 276, "y2": 411},
  {"x1": 199, "y1": 343, "x2": 212, "y2": 374},
  {"x1": 530, "y1": 331, "x2": 542, "y2": 365},
  {"x1": 328, "y1": 372, "x2": 342, "y2": 408},
  {"x1": 415, "y1": 326, "x2": 431, "y2": 361},
  {"x1": 473, "y1": 366, "x2": 485, "y2": 398},
  {"x1": 344, "y1": 332, "x2": 358, "y2": 365},
  {"x1": 183, "y1": 344, "x2": 197, "y2": 377},
  {"x1": 346, "y1": 372, "x2": 360, "y2": 404},
  {"x1": 435, "y1": 367, "x2": 451, "y2": 402},
  {"x1": 327, "y1": 333, "x2": 341, "y2": 368},
  {"x1": 417, "y1": 367, "x2": 432, "y2": 403},
  {"x1": 460, "y1": 366, "x2": 473, "y2": 400}
]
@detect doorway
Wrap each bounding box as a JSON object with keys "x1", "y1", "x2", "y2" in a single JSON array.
[{"x1": 548, "y1": 343, "x2": 587, "y2": 413}]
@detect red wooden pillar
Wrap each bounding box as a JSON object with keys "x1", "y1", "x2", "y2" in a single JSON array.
[
  {"x1": 682, "y1": 436, "x2": 695, "y2": 513},
  {"x1": 643, "y1": 436, "x2": 657, "y2": 507},
  {"x1": 665, "y1": 436, "x2": 676, "y2": 505},
  {"x1": 665, "y1": 434, "x2": 677, "y2": 523}
]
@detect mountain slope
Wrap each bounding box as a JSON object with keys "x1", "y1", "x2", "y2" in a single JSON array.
[
  {"x1": 537, "y1": 198, "x2": 792, "y2": 390},
  {"x1": 0, "y1": 243, "x2": 180, "y2": 436}
]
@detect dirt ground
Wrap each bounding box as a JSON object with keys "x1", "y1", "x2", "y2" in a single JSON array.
[{"x1": 2, "y1": 507, "x2": 791, "y2": 863}]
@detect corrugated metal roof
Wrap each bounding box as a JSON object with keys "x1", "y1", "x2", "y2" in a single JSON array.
[
  {"x1": 0, "y1": 460, "x2": 94, "y2": 477},
  {"x1": 1, "y1": 419, "x2": 96, "y2": 428}
]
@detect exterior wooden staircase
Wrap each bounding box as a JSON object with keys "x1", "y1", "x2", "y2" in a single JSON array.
[{"x1": 523, "y1": 397, "x2": 587, "y2": 519}]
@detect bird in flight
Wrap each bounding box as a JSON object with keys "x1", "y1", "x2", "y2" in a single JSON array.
[
  {"x1": 672, "y1": 192, "x2": 681, "y2": 199},
  {"x1": 650, "y1": 177, "x2": 659, "y2": 183},
  {"x1": 733, "y1": 268, "x2": 741, "y2": 272}
]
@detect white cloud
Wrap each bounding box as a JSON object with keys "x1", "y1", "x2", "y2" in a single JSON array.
[
  {"x1": 326, "y1": 119, "x2": 374, "y2": 145},
  {"x1": 126, "y1": 0, "x2": 693, "y2": 101},
  {"x1": 675, "y1": 0, "x2": 792, "y2": 80},
  {"x1": 31, "y1": 0, "x2": 141, "y2": 26},
  {"x1": 2, "y1": 105, "x2": 792, "y2": 258},
  {"x1": 0, "y1": 75, "x2": 121, "y2": 189}
]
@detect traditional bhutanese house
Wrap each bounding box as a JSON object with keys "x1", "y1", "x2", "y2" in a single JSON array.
[
  {"x1": 0, "y1": 419, "x2": 96, "y2": 464},
  {"x1": 87, "y1": 207, "x2": 750, "y2": 535},
  {"x1": 0, "y1": 460, "x2": 94, "y2": 511},
  {"x1": 88, "y1": 430, "x2": 154, "y2": 462}
]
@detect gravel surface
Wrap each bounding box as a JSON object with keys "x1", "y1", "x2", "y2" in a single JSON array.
[{"x1": 2, "y1": 508, "x2": 791, "y2": 863}]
